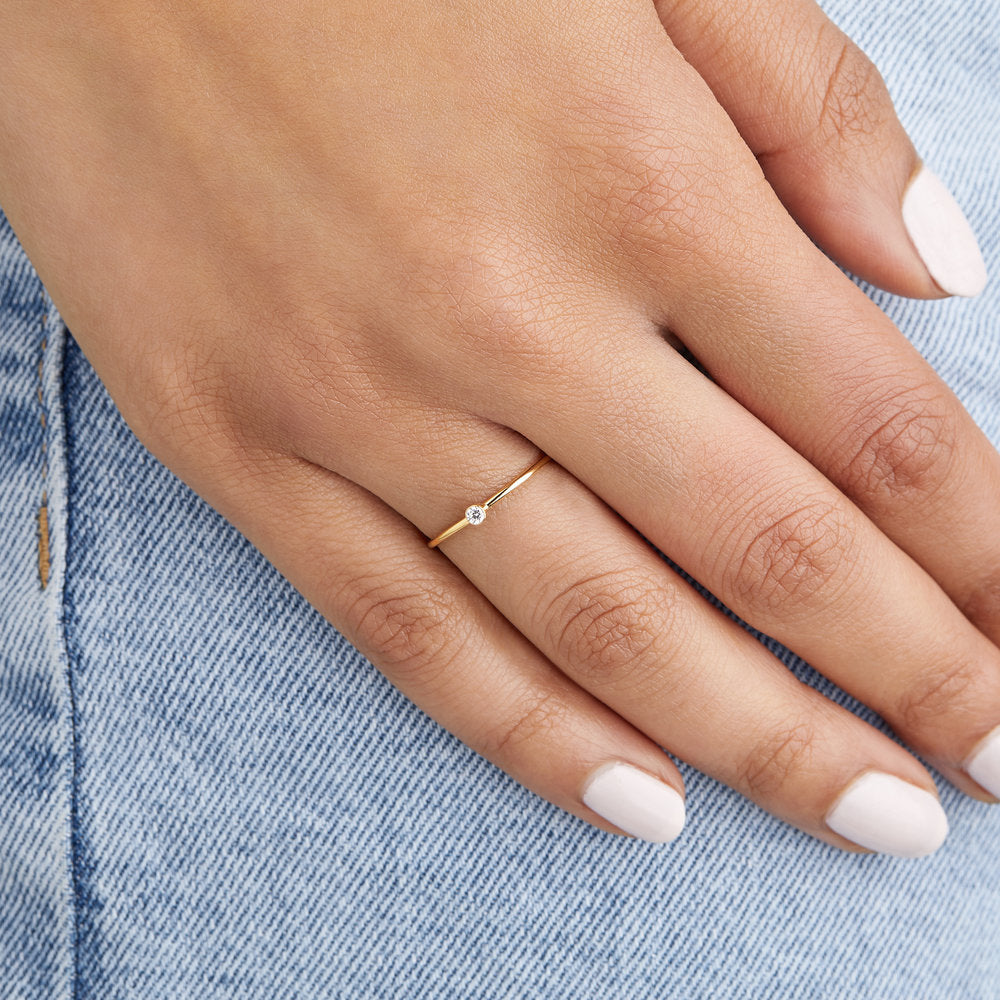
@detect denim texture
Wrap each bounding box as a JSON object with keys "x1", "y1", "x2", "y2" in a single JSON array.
[{"x1": 2, "y1": 0, "x2": 1000, "y2": 996}]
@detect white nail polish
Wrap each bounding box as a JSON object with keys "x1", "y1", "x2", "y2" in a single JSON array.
[
  {"x1": 582, "y1": 762, "x2": 685, "y2": 843},
  {"x1": 902, "y1": 165, "x2": 988, "y2": 297},
  {"x1": 825, "y1": 771, "x2": 948, "y2": 858},
  {"x1": 966, "y1": 726, "x2": 1000, "y2": 799}
]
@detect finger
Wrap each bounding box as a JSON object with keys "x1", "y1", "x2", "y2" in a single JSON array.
[
  {"x1": 634, "y1": 104, "x2": 1000, "y2": 692},
  {"x1": 298, "y1": 399, "x2": 950, "y2": 857},
  {"x1": 184, "y1": 443, "x2": 689, "y2": 845},
  {"x1": 459, "y1": 321, "x2": 1000, "y2": 807},
  {"x1": 651, "y1": 0, "x2": 987, "y2": 297}
]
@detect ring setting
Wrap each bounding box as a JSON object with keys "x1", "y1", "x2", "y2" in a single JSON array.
[
  {"x1": 427, "y1": 455, "x2": 551, "y2": 548},
  {"x1": 464, "y1": 504, "x2": 487, "y2": 526}
]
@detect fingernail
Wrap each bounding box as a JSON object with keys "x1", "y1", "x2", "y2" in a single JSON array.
[
  {"x1": 825, "y1": 771, "x2": 948, "y2": 858},
  {"x1": 966, "y1": 725, "x2": 1000, "y2": 799},
  {"x1": 902, "y1": 164, "x2": 988, "y2": 297},
  {"x1": 582, "y1": 762, "x2": 685, "y2": 843}
]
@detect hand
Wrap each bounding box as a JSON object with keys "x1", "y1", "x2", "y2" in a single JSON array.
[{"x1": 1, "y1": 0, "x2": 997, "y2": 857}]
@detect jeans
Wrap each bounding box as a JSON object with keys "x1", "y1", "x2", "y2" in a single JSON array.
[{"x1": 2, "y1": 0, "x2": 999, "y2": 995}]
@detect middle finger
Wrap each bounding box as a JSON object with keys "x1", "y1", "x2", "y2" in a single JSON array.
[{"x1": 482, "y1": 327, "x2": 1000, "y2": 802}]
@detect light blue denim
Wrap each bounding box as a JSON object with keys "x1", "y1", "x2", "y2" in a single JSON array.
[{"x1": 2, "y1": 0, "x2": 1000, "y2": 996}]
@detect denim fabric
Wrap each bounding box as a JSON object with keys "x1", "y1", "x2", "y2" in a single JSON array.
[
  {"x1": 0, "y1": 220, "x2": 75, "y2": 997},
  {"x1": 2, "y1": 0, "x2": 1000, "y2": 996}
]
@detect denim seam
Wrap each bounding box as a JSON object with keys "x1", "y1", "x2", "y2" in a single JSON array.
[
  {"x1": 38, "y1": 300, "x2": 76, "y2": 1000},
  {"x1": 35, "y1": 305, "x2": 50, "y2": 590}
]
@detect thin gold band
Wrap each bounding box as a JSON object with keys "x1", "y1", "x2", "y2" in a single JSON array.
[{"x1": 427, "y1": 455, "x2": 552, "y2": 549}]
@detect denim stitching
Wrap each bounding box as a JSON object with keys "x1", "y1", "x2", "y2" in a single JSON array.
[{"x1": 36, "y1": 298, "x2": 50, "y2": 590}]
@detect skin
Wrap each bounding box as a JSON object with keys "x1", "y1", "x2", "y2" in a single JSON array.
[{"x1": 1, "y1": 0, "x2": 998, "y2": 853}]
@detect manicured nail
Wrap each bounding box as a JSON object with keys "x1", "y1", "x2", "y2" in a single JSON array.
[
  {"x1": 966, "y1": 726, "x2": 1000, "y2": 799},
  {"x1": 582, "y1": 762, "x2": 685, "y2": 843},
  {"x1": 902, "y1": 164, "x2": 988, "y2": 297},
  {"x1": 825, "y1": 771, "x2": 948, "y2": 858}
]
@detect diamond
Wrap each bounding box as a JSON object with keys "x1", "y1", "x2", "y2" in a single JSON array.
[{"x1": 465, "y1": 505, "x2": 487, "y2": 526}]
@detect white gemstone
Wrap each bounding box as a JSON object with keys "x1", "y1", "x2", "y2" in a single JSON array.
[{"x1": 465, "y1": 505, "x2": 486, "y2": 526}]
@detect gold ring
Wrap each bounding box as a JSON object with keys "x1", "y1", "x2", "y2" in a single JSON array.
[{"x1": 427, "y1": 455, "x2": 552, "y2": 548}]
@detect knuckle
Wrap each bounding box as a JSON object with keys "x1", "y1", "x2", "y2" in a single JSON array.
[
  {"x1": 570, "y1": 125, "x2": 715, "y2": 261},
  {"x1": 345, "y1": 575, "x2": 467, "y2": 686},
  {"x1": 600, "y1": 145, "x2": 702, "y2": 244},
  {"x1": 957, "y1": 567, "x2": 1000, "y2": 636},
  {"x1": 541, "y1": 570, "x2": 678, "y2": 690},
  {"x1": 724, "y1": 499, "x2": 851, "y2": 614},
  {"x1": 815, "y1": 34, "x2": 891, "y2": 143},
  {"x1": 133, "y1": 344, "x2": 234, "y2": 449},
  {"x1": 409, "y1": 230, "x2": 572, "y2": 375},
  {"x1": 739, "y1": 722, "x2": 819, "y2": 801},
  {"x1": 896, "y1": 658, "x2": 983, "y2": 741},
  {"x1": 836, "y1": 381, "x2": 959, "y2": 505},
  {"x1": 485, "y1": 689, "x2": 569, "y2": 758}
]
